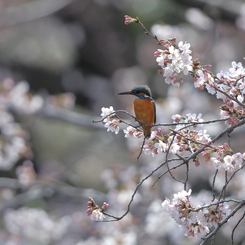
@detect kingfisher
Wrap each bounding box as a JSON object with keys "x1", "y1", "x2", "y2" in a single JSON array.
[{"x1": 116, "y1": 85, "x2": 156, "y2": 138}]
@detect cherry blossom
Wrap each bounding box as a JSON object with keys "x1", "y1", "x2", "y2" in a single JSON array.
[
  {"x1": 162, "y1": 190, "x2": 230, "y2": 238},
  {"x1": 155, "y1": 41, "x2": 193, "y2": 87}
]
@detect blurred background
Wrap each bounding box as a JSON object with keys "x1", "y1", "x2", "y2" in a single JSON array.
[{"x1": 0, "y1": 0, "x2": 245, "y2": 244}]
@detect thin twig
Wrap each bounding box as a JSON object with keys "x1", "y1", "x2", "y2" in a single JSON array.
[
  {"x1": 212, "y1": 169, "x2": 219, "y2": 201},
  {"x1": 156, "y1": 118, "x2": 227, "y2": 127},
  {"x1": 192, "y1": 199, "x2": 241, "y2": 212},
  {"x1": 231, "y1": 210, "x2": 245, "y2": 244},
  {"x1": 103, "y1": 157, "x2": 180, "y2": 221},
  {"x1": 218, "y1": 163, "x2": 245, "y2": 201},
  {"x1": 152, "y1": 160, "x2": 186, "y2": 186},
  {"x1": 135, "y1": 17, "x2": 163, "y2": 46},
  {"x1": 165, "y1": 130, "x2": 185, "y2": 184},
  {"x1": 222, "y1": 171, "x2": 228, "y2": 200},
  {"x1": 92, "y1": 110, "x2": 137, "y2": 124},
  {"x1": 137, "y1": 136, "x2": 147, "y2": 160},
  {"x1": 103, "y1": 168, "x2": 161, "y2": 221},
  {"x1": 184, "y1": 161, "x2": 189, "y2": 191}
]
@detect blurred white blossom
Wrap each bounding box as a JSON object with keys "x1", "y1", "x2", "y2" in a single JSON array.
[
  {"x1": 9, "y1": 81, "x2": 43, "y2": 114},
  {"x1": 16, "y1": 160, "x2": 36, "y2": 187},
  {"x1": 4, "y1": 207, "x2": 71, "y2": 244}
]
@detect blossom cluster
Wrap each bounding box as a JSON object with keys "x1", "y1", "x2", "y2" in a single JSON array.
[
  {"x1": 87, "y1": 197, "x2": 109, "y2": 221},
  {"x1": 162, "y1": 189, "x2": 230, "y2": 238},
  {"x1": 209, "y1": 150, "x2": 245, "y2": 172},
  {"x1": 99, "y1": 107, "x2": 245, "y2": 172},
  {"x1": 193, "y1": 62, "x2": 245, "y2": 126},
  {"x1": 142, "y1": 113, "x2": 211, "y2": 157},
  {"x1": 154, "y1": 40, "x2": 193, "y2": 87},
  {"x1": 143, "y1": 117, "x2": 245, "y2": 172},
  {"x1": 155, "y1": 43, "x2": 245, "y2": 126},
  {"x1": 152, "y1": 25, "x2": 245, "y2": 127},
  {"x1": 195, "y1": 62, "x2": 245, "y2": 103},
  {"x1": 100, "y1": 106, "x2": 120, "y2": 134}
]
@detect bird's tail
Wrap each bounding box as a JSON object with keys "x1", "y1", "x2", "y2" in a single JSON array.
[{"x1": 143, "y1": 126, "x2": 151, "y2": 138}]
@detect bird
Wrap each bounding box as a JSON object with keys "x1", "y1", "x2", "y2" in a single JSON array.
[{"x1": 116, "y1": 85, "x2": 156, "y2": 138}]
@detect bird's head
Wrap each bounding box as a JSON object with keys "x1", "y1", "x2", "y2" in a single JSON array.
[{"x1": 116, "y1": 85, "x2": 152, "y2": 99}]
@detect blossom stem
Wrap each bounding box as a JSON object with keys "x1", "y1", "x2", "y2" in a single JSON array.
[{"x1": 133, "y1": 17, "x2": 163, "y2": 46}]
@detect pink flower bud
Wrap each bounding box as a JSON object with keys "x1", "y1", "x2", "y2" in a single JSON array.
[{"x1": 124, "y1": 15, "x2": 137, "y2": 25}]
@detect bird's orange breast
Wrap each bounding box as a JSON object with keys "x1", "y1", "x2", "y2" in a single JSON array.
[{"x1": 133, "y1": 98, "x2": 155, "y2": 137}]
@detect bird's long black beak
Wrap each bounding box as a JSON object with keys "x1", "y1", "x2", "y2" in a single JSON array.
[{"x1": 116, "y1": 91, "x2": 133, "y2": 95}]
